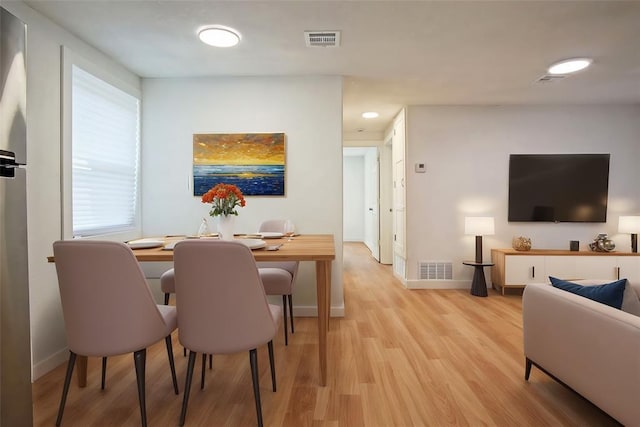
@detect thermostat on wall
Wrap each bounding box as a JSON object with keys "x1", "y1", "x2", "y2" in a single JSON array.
[{"x1": 415, "y1": 163, "x2": 426, "y2": 173}]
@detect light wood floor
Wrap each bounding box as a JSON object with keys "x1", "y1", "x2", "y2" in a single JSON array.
[{"x1": 33, "y1": 242, "x2": 619, "y2": 426}]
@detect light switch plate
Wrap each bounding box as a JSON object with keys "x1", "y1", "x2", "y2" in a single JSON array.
[{"x1": 415, "y1": 163, "x2": 426, "y2": 173}]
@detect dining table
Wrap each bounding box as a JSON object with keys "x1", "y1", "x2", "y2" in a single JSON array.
[{"x1": 48, "y1": 234, "x2": 336, "y2": 387}]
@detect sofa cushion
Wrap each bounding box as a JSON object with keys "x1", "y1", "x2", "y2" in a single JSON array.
[
  {"x1": 549, "y1": 277, "x2": 626, "y2": 310},
  {"x1": 570, "y1": 279, "x2": 640, "y2": 316}
]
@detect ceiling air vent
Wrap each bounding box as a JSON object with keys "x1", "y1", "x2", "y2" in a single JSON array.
[
  {"x1": 419, "y1": 261, "x2": 453, "y2": 281},
  {"x1": 536, "y1": 74, "x2": 567, "y2": 83},
  {"x1": 304, "y1": 31, "x2": 341, "y2": 47}
]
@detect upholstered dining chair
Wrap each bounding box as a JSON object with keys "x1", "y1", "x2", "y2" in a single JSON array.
[
  {"x1": 257, "y1": 219, "x2": 299, "y2": 345},
  {"x1": 52, "y1": 240, "x2": 179, "y2": 427},
  {"x1": 161, "y1": 268, "x2": 190, "y2": 359},
  {"x1": 173, "y1": 240, "x2": 282, "y2": 427},
  {"x1": 161, "y1": 226, "x2": 298, "y2": 346}
]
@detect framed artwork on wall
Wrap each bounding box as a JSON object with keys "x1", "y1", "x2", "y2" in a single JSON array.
[{"x1": 193, "y1": 132, "x2": 286, "y2": 196}]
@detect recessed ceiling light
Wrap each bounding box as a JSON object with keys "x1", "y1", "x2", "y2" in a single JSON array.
[
  {"x1": 362, "y1": 112, "x2": 379, "y2": 119},
  {"x1": 547, "y1": 58, "x2": 592, "y2": 75},
  {"x1": 198, "y1": 26, "x2": 241, "y2": 48}
]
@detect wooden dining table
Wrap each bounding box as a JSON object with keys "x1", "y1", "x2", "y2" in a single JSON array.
[{"x1": 48, "y1": 234, "x2": 336, "y2": 387}]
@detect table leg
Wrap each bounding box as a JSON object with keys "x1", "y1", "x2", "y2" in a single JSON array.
[
  {"x1": 315, "y1": 260, "x2": 331, "y2": 386},
  {"x1": 77, "y1": 355, "x2": 88, "y2": 387}
]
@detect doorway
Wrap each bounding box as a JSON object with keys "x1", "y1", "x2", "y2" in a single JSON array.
[{"x1": 343, "y1": 147, "x2": 392, "y2": 263}]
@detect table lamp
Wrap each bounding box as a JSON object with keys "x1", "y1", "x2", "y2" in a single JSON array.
[
  {"x1": 618, "y1": 215, "x2": 640, "y2": 253},
  {"x1": 465, "y1": 216, "x2": 495, "y2": 263}
]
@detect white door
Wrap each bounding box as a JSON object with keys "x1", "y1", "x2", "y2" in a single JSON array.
[
  {"x1": 378, "y1": 143, "x2": 393, "y2": 265},
  {"x1": 364, "y1": 148, "x2": 380, "y2": 261},
  {"x1": 392, "y1": 112, "x2": 406, "y2": 264}
]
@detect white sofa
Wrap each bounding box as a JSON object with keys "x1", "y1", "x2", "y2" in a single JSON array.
[{"x1": 522, "y1": 280, "x2": 640, "y2": 425}]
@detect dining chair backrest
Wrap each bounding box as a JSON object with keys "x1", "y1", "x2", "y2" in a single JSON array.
[
  {"x1": 258, "y1": 219, "x2": 288, "y2": 233},
  {"x1": 256, "y1": 219, "x2": 298, "y2": 276},
  {"x1": 173, "y1": 240, "x2": 278, "y2": 354},
  {"x1": 53, "y1": 240, "x2": 170, "y2": 356}
]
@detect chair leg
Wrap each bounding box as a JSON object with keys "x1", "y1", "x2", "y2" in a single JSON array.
[
  {"x1": 209, "y1": 354, "x2": 213, "y2": 370},
  {"x1": 525, "y1": 357, "x2": 533, "y2": 381},
  {"x1": 287, "y1": 294, "x2": 294, "y2": 334},
  {"x1": 249, "y1": 349, "x2": 264, "y2": 427},
  {"x1": 165, "y1": 335, "x2": 179, "y2": 394},
  {"x1": 164, "y1": 293, "x2": 170, "y2": 305},
  {"x1": 268, "y1": 340, "x2": 276, "y2": 392},
  {"x1": 179, "y1": 351, "x2": 197, "y2": 426},
  {"x1": 282, "y1": 295, "x2": 288, "y2": 346},
  {"x1": 133, "y1": 349, "x2": 148, "y2": 427},
  {"x1": 55, "y1": 351, "x2": 77, "y2": 426},
  {"x1": 201, "y1": 353, "x2": 207, "y2": 390},
  {"x1": 101, "y1": 357, "x2": 107, "y2": 390}
]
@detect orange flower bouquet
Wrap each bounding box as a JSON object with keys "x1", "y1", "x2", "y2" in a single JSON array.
[{"x1": 201, "y1": 183, "x2": 246, "y2": 217}]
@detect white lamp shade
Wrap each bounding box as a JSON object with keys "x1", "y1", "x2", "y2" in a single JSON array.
[
  {"x1": 619, "y1": 216, "x2": 640, "y2": 233},
  {"x1": 465, "y1": 217, "x2": 495, "y2": 236}
]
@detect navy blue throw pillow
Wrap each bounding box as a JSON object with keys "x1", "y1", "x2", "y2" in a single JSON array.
[{"x1": 549, "y1": 277, "x2": 626, "y2": 310}]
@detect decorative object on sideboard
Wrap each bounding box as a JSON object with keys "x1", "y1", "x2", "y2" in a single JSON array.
[
  {"x1": 588, "y1": 233, "x2": 616, "y2": 252},
  {"x1": 618, "y1": 216, "x2": 640, "y2": 253},
  {"x1": 512, "y1": 236, "x2": 532, "y2": 251},
  {"x1": 464, "y1": 216, "x2": 495, "y2": 263},
  {"x1": 569, "y1": 240, "x2": 580, "y2": 251}
]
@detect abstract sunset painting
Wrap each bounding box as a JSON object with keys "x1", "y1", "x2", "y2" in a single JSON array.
[{"x1": 193, "y1": 133, "x2": 285, "y2": 196}]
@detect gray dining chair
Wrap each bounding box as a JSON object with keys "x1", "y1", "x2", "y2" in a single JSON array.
[
  {"x1": 257, "y1": 219, "x2": 299, "y2": 345},
  {"x1": 173, "y1": 240, "x2": 281, "y2": 427},
  {"x1": 52, "y1": 240, "x2": 179, "y2": 427},
  {"x1": 161, "y1": 223, "x2": 298, "y2": 346}
]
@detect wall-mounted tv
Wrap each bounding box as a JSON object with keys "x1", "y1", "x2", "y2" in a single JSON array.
[{"x1": 508, "y1": 154, "x2": 610, "y2": 223}]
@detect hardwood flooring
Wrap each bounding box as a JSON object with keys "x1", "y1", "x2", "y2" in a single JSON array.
[{"x1": 32, "y1": 242, "x2": 619, "y2": 426}]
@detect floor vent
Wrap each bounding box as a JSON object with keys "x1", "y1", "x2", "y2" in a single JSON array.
[
  {"x1": 419, "y1": 261, "x2": 453, "y2": 280},
  {"x1": 304, "y1": 31, "x2": 341, "y2": 47}
]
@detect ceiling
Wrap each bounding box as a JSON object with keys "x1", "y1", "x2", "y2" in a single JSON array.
[{"x1": 21, "y1": 0, "x2": 640, "y2": 138}]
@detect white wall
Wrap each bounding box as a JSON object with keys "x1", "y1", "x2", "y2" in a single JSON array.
[
  {"x1": 2, "y1": 1, "x2": 141, "y2": 379},
  {"x1": 343, "y1": 155, "x2": 365, "y2": 241},
  {"x1": 405, "y1": 105, "x2": 640, "y2": 287},
  {"x1": 140, "y1": 76, "x2": 344, "y2": 315}
]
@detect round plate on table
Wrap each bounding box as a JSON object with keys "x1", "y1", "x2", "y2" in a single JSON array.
[
  {"x1": 127, "y1": 238, "x2": 165, "y2": 249},
  {"x1": 258, "y1": 232, "x2": 284, "y2": 239},
  {"x1": 237, "y1": 239, "x2": 267, "y2": 250}
]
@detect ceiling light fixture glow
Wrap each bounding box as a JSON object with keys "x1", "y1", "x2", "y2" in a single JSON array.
[
  {"x1": 198, "y1": 26, "x2": 241, "y2": 48},
  {"x1": 547, "y1": 58, "x2": 592, "y2": 75},
  {"x1": 362, "y1": 111, "x2": 379, "y2": 119}
]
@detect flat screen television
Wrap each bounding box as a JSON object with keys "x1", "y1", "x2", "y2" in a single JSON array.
[{"x1": 508, "y1": 154, "x2": 610, "y2": 223}]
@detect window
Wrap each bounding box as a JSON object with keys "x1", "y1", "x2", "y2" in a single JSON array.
[{"x1": 70, "y1": 65, "x2": 140, "y2": 237}]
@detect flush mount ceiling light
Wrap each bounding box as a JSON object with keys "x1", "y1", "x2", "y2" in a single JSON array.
[
  {"x1": 362, "y1": 112, "x2": 379, "y2": 119},
  {"x1": 198, "y1": 25, "x2": 241, "y2": 47},
  {"x1": 547, "y1": 58, "x2": 592, "y2": 75}
]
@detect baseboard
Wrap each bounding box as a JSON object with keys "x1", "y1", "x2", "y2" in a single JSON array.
[
  {"x1": 294, "y1": 305, "x2": 345, "y2": 318},
  {"x1": 406, "y1": 279, "x2": 471, "y2": 290},
  {"x1": 32, "y1": 346, "x2": 68, "y2": 382}
]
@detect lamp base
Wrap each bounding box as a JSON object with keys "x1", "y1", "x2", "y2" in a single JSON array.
[{"x1": 475, "y1": 235, "x2": 483, "y2": 263}]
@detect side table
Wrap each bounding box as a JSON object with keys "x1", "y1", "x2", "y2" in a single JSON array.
[{"x1": 462, "y1": 261, "x2": 495, "y2": 297}]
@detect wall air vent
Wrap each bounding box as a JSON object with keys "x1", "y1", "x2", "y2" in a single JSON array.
[
  {"x1": 536, "y1": 74, "x2": 567, "y2": 83},
  {"x1": 304, "y1": 31, "x2": 341, "y2": 47},
  {"x1": 419, "y1": 261, "x2": 453, "y2": 280}
]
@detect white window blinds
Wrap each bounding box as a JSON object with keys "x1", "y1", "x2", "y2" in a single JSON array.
[{"x1": 71, "y1": 65, "x2": 140, "y2": 237}]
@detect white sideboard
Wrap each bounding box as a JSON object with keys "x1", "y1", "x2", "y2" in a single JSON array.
[{"x1": 491, "y1": 249, "x2": 640, "y2": 295}]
